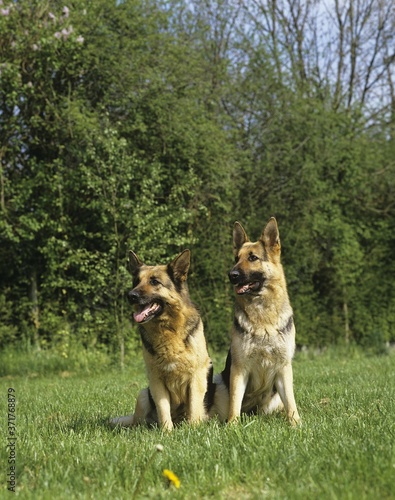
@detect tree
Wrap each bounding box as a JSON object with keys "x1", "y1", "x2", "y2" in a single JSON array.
[
  {"x1": 0, "y1": 0, "x2": 241, "y2": 351},
  {"x1": 1, "y1": 0, "x2": 394, "y2": 353}
]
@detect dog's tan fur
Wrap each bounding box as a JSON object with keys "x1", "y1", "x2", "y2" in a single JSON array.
[
  {"x1": 110, "y1": 250, "x2": 213, "y2": 431},
  {"x1": 212, "y1": 218, "x2": 300, "y2": 426}
]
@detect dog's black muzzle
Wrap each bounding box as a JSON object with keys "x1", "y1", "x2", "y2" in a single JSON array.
[
  {"x1": 127, "y1": 289, "x2": 140, "y2": 304},
  {"x1": 228, "y1": 268, "x2": 265, "y2": 295},
  {"x1": 127, "y1": 289, "x2": 164, "y2": 323}
]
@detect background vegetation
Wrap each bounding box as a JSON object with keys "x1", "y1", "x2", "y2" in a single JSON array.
[{"x1": 1, "y1": 0, "x2": 395, "y2": 358}]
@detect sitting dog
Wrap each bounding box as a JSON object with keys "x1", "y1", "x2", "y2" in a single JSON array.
[
  {"x1": 110, "y1": 250, "x2": 214, "y2": 431},
  {"x1": 211, "y1": 218, "x2": 300, "y2": 426}
]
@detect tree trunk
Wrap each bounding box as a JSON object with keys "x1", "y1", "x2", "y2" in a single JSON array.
[
  {"x1": 29, "y1": 271, "x2": 40, "y2": 350},
  {"x1": 343, "y1": 296, "x2": 350, "y2": 344}
]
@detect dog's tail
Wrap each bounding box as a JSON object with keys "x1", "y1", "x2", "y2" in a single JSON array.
[{"x1": 208, "y1": 373, "x2": 229, "y2": 422}]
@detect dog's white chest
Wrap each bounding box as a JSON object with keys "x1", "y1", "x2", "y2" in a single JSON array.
[{"x1": 163, "y1": 362, "x2": 177, "y2": 372}]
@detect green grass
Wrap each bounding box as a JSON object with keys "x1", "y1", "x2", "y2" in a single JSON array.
[{"x1": 2, "y1": 348, "x2": 394, "y2": 499}]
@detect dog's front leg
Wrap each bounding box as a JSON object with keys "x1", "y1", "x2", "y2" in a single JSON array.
[
  {"x1": 228, "y1": 366, "x2": 248, "y2": 422},
  {"x1": 188, "y1": 374, "x2": 207, "y2": 424},
  {"x1": 149, "y1": 379, "x2": 173, "y2": 431},
  {"x1": 275, "y1": 363, "x2": 300, "y2": 426}
]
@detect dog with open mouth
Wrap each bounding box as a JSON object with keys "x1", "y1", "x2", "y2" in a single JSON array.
[
  {"x1": 110, "y1": 249, "x2": 214, "y2": 431},
  {"x1": 211, "y1": 218, "x2": 301, "y2": 426}
]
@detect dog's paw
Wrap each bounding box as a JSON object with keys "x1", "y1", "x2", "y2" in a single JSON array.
[
  {"x1": 160, "y1": 420, "x2": 174, "y2": 432},
  {"x1": 227, "y1": 415, "x2": 240, "y2": 424},
  {"x1": 288, "y1": 412, "x2": 301, "y2": 428},
  {"x1": 108, "y1": 415, "x2": 134, "y2": 428}
]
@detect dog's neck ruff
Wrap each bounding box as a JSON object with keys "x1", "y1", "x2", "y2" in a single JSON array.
[{"x1": 234, "y1": 298, "x2": 292, "y2": 334}]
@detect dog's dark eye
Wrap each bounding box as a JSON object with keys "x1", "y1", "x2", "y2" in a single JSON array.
[
  {"x1": 235, "y1": 255, "x2": 239, "y2": 264},
  {"x1": 248, "y1": 254, "x2": 259, "y2": 262},
  {"x1": 150, "y1": 277, "x2": 160, "y2": 286}
]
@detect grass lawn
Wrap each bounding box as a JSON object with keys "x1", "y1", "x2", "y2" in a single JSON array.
[{"x1": 2, "y1": 347, "x2": 394, "y2": 499}]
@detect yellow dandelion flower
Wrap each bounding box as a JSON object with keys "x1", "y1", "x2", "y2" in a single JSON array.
[{"x1": 163, "y1": 469, "x2": 181, "y2": 489}]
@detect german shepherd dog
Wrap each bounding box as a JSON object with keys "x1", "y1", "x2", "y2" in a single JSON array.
[
  {"x1": 212, "y1": 218, "x2": 300, "y2": 426},
  {"x1": 110, "y1": 250, "x2": 214, "y2": 431}
]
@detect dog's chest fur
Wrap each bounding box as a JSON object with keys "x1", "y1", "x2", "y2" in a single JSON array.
[
  {"x1": 142, "y1": 319, "x2": 210, "y2": 406},
  {"x1": 235, "y1": 298, "x2": 294, "y2": 347},
  {"x1": 232, "y1": 322, "x2": 291, "y2": 370},
  {"x1": 232, "y1": 303, "x2": 295, "y2": 396}
]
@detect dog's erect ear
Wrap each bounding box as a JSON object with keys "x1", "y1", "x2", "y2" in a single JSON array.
[
  {"x1": 168, "y1": 249, "x2": 191, "y2": 283},
  {"x1": 233, "y1": 222, "x2": 249, "y2": 256},
  {"x1": 261, "y1": 217, "x2": 281, "y2": 254},
  {"x1": 129, "y1": 251, "x2": 143, "y2": 274}
]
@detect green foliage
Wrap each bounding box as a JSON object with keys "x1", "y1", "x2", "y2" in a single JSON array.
[
  {"x1": 0, "y1": 293, "x2": 17, "y2": 345},
  {"x1": 1, "y1": 0, "x2": 394, "y2": 351},
  {"x1": 0, "y1": 344, "x2": 113, "y2": 377}
]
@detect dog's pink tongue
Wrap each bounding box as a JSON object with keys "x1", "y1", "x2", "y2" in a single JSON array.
[
  {"x1": 236, "y1": 284, "x2": 250, "y2": 294},
  {"x1": 133, "y1": 303, "x2": 159, "y2": 323}
]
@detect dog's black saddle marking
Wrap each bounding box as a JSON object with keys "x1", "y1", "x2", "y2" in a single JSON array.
[
  {"x1": 183, "y1": 316, "x2": 201, "y2": 347},
  {"x1": 204, "y1": 361, "x2": 216, "y2": 411},
  {"x1": 221, "y1": 349, "x2": 232, "y2": 390},
  {"x1": 234, "y1": 316, "x2": 247, "y2": 336},
  {"x1": 139, "y1": 327, "x2": 156, "y2": 356},
  {"x1": 279, "y1": 315, "x2": 293, "y2": 335}
]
